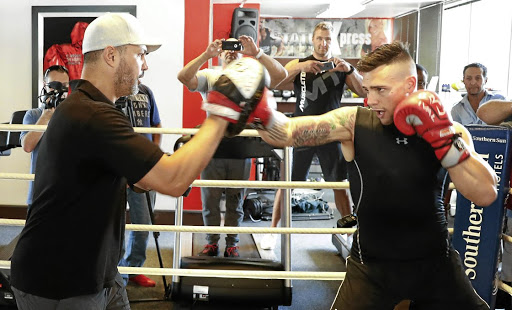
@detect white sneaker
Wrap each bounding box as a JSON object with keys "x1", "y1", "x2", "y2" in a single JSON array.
[{"x1": 260, "y1": 234, "x2": 277, "y2": 250}]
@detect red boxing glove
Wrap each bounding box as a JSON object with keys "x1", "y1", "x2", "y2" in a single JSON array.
[{"x1": 393, "y1": 90, "x2": 470, "y2": 168}]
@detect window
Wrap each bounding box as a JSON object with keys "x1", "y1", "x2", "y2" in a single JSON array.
[{"x1": 440, "y1": 0, "x2": 512, "y2": 108}]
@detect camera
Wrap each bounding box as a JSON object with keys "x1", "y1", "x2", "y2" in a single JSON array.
[
  {"x1": 320, "y1": 61, "x2": 335, "y2": 72},
  {"x1": 40, "y1": 81, "x2": 68, "y2": 109},
  {"x1": 222, "y1": 40, "x2": 242, "y2": 51},
  {"x1": 115, "y1": 96, "x2": 137, "y2": 126}
]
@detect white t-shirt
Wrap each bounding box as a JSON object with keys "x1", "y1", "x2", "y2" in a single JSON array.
[{"x1": 193, "y1": 68, "x2": 222, "y2": 100}]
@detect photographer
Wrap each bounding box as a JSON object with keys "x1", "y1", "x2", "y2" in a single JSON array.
[
  {"x1": 177, "y1": 35, "x2": 287, "y2": 258},
  {"x1": 20, "y1": 65, "x2": 69, "y2": 209},
  {"x1": 260, "y1": 21, "x2": 365, "y2": 250}
]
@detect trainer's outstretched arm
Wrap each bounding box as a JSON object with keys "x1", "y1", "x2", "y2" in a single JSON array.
[{"x1": 136, "y1": 116, "x2": 228, "y2": 197}]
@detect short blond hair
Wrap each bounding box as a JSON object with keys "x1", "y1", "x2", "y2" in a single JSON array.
[{"x1": 313, "y1": 22, "x2": 334, "y2": 37}]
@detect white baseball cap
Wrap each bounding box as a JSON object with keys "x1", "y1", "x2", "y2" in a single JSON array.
[{"x1": 82, "y1": 13, "x2": 161, "y2": 54}]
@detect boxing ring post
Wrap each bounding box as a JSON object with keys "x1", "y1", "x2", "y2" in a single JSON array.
[
  {"x1": 171, "y1": 196, "x2": 184, "y2": 288},
  {"x1": 282, "y1": 146, "x2": 293, "y2": 290}
]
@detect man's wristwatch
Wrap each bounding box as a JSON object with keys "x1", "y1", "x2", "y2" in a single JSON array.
[{"x1": 346, "y1": 65, "x2": 355, "y2": 75}]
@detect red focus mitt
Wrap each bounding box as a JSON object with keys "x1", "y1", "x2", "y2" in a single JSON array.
[
  {"x1": 394, "y1": 90, "x2": 470, "y2": 168},
  {"x1": 202, "y1": 57, "x2": 269, "y2": 137}
]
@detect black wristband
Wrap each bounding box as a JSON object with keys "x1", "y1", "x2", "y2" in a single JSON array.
[{"x1": 346, "y1": 65, "x2": 355, "y2": 75}]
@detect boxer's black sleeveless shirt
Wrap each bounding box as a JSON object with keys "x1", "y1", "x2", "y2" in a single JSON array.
[{"x1": 348, "y1": 107, "x2": 450, "y2": 263}]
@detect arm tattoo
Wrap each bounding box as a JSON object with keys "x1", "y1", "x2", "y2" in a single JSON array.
[
  {"x1": 290, "y1": 109, "x2": 354, "y2": 147},
  {"x1": 336, "y1": 111, "x2": 353, "y2": 127},
  {"x1": 267, "y1": 124, "x2": 288, "y2": 142},
  {"x1": 291, "y1": 121, "x2": 332, "y2": 147}
]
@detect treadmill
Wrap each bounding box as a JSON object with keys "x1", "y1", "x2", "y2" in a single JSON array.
[{"x1": 170, "y1": 136, "x2": 293, "y2": 308}]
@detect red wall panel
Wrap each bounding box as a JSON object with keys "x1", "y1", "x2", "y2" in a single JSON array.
[{"x1": 182, "y1": 0, "x2": 210, "y2": 210}]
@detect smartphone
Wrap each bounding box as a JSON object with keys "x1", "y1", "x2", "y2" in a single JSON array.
[
  {"x1": 221, "y1": 40, "x2": 242, "y2": 51},
  {"x1": 320, "y1": 61, "x2": 335, "y2": 72}
]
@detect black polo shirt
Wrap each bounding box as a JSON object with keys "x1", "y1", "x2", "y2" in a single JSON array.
[{"x1": 11, "y1": 80, "x2": 164, "y2": 299}]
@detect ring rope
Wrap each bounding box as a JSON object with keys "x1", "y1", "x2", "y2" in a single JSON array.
[
  {"x1": 0, "y1": 260, "x2": 344, "y2": 281},
  {"x1": 0, "y1": 124, "x2": 47, "y2": 133},
  {"x1": 500, "y1": 280, "x2": 512, "y2": 296},
  {"x1": 0, "y1": 172, "x2": 348, "y2": 189},
  {"x1": 0, "y1": 124, "x2": 260, "y2": 137},
  {"x1": 0, "y1": 219, "x2": 488, "y2": 241},
  {"x1": 194, "y1": 180, "x2": 350, "y2": 189},
  {"x1": 0, "y1": 173, "x2": 349, "y2": 189},
  {"x1": 0, "y1": 219, "x2": 355, "y2": 234},
  {"x1": 0, "y1": 173, "x2": 34, "y2": 181},
  {"x1": 503, "y1": 233, "x2": 512, "y2": 244},
  {"x1": 0, "y1": 173, "x2": 459, "y2": 191},
  {"x1": 1, "y1": 259, "x2": 511, "y2": 292}
]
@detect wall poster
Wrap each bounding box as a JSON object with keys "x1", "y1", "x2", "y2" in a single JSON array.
[
  {"x1": 259, "y1": 18, "x2": 393, "y2": 59},
  {"x1": 32, "y1": 6, "x2": 136, "y2": 108}
]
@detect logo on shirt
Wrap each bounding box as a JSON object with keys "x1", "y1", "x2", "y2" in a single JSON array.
[
  {"x1": 126, "y1": 94, "x2": 150, "y2": 127},
  {"x1": 299, "y1": 71, "x2": 307, "y2": 112},
  {"x1": 396, "y1": 137, "x2": 408, "y2": 145},
  {"x1": 298, "y1": 71, "x2": 341, "y2": 112}
]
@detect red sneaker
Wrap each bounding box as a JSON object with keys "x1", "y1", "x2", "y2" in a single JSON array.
[
  {"x1": 224, "y1": 246, "x2": 240, "y2": 258},
  {"x1": 197, "y1": 243, "x2": 219, "y2": 256},
  {"x1": 129, "y1": 275, "x2": 156, "y2": 287}
]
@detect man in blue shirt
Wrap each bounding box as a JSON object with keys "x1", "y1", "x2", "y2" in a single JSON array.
[
  {"x1": 21, "y1": 65, "x2": 70, "y2": 209},
  {"x1": 451, "y1": 62, "x2": 504, "y2": 125}
]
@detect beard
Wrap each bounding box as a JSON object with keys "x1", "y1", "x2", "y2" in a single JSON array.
[
  {"x1": 114, "y1": 57, "x2": 139, "y2": 97},
  {"x1": 223, "y1": 53, "x2": 239, "y2": 65}
]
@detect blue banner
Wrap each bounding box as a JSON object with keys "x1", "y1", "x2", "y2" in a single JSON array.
[{"x1": 453, "y1": 125, "x2": 512, "y2": 308}]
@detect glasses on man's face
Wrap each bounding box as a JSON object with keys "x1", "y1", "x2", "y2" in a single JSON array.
[{"x1": 418, "y1": 82, "x2": 428, "y2": 88}]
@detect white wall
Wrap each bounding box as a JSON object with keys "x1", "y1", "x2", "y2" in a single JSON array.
[{"x1": 0, "y1": 0, "x2": 185, "y2": 210}]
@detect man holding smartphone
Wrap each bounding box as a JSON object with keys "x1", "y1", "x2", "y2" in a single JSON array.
[
  {"x1": 177, "y1": 35, "x2": 287, "y2": 258},
  {"x1": 261, "y1": 21, "x2": 366, "y2": 250}
]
